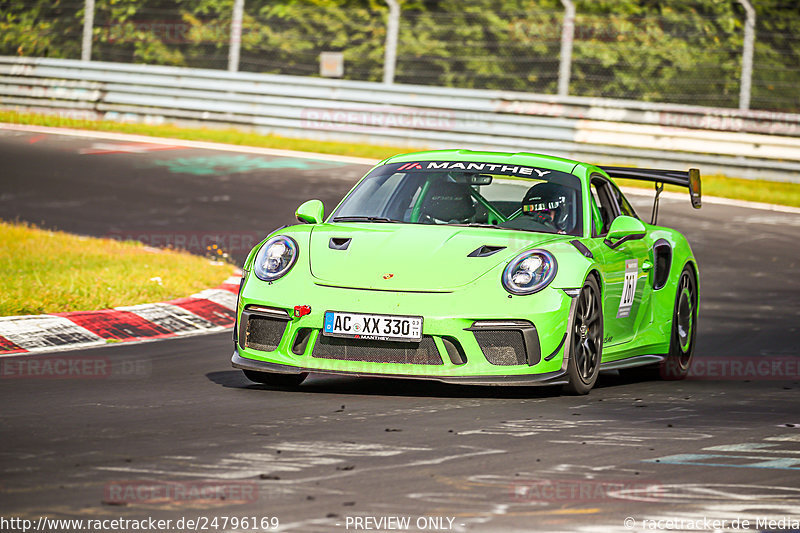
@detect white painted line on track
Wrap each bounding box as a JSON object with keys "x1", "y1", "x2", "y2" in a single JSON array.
[{"x1": 0, "y1": 122, "x2": 378, "y2": 166}]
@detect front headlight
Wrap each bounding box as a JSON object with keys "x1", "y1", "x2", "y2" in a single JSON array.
[
  {"x1": 502, "y1": 249, "x2": 557, "y2": 295},
  {"x1": 253, "y1": 236, "x2": 298, "y2": 282}
]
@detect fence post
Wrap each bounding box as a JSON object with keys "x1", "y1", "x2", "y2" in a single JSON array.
[
  {"x1": 558, "y1": 0, "x2": 575, "y2": 97},
  {"x1": 81, "y1": 0, "x2": 95, "y2": 61},
  {"x1": 383, "y1": 0, "x2": 400, "y2": 84},
  {"x1": 228, "y1": 0, "x2": 245, "y2": 72},
  {"x1": 738, "y1": 0, "x2": 755, "y2": 111}
]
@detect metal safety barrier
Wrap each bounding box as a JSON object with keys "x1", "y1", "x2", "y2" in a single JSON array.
[{"x1": 2, "y1": 56, "x2": 800, "y2": 182}]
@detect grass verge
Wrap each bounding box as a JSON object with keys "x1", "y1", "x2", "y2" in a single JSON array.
[
  {"x1": 0, "y1": 220, "x2": 233, "y2": 316},
  {"x1": 2, "y1": 110, "x2": 800, "y2": 208},
  {"x1": 615, "y1": 175, "x2": 800, "y2": 208}
]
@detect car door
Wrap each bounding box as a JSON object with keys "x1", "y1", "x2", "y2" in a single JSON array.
[{"x1": 589, "y1": 176, "x2": 651, "y2": 347}]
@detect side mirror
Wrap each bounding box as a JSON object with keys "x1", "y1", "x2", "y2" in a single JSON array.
[
  {"x1": 296, "y1": 199, "x2": 324, "y2": 224},
  {"x1": 604, "y1": 215, "x2": 646, "y2": 249}
]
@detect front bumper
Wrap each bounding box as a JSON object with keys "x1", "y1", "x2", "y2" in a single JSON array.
[{"x1": 232, "y1": 278, "x2": 577, "y2": 382}]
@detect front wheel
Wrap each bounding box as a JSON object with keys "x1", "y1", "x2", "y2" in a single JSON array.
[
  {"x1": 563, "y1": 276, "x2": 603, "y2": 395},
  {"x1": 243, "y1": 370, "x2": 307, "y2": 387}
]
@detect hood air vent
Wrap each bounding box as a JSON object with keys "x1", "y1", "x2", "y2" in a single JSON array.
[
  {"x1": 329, "y1": 237, "x2": 352, "y2": 250},
  {"x1": 468, "y1": 245, "x2": 506, "y2": 258}
]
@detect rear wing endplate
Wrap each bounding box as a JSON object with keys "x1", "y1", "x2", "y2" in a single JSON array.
[{"x1": 599, "y1": 166, "x2": 701, "y2": 224}]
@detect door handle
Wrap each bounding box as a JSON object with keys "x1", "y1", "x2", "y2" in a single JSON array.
[{"x1": 642, "y1": 260, "x2": 653, "y2": 272}]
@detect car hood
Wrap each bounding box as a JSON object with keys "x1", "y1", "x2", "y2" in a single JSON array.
[{"x1": 307, "y1": 223, "x2": 566, "y2": 291}]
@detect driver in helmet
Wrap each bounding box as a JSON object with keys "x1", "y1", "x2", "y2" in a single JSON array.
[{"x1": 521, "y1": 182, "x2": 571, "y2": 233}]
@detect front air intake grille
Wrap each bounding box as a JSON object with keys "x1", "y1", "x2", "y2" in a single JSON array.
[
  {"x1": 442, "y1": 336, "x2": 467, "y2": 365},
  {"x1": 292, "y1": 328, "x2": 313, "y2": 355},
  {"x1": 245, "y1": 315, "x2": 288, "y2": 352},
  {"x1": 312, "y1": 335, "x2": 443, "y2": 365},
  {"x1": 473, "y1": 330, "x2": 527, "y2": 366}
]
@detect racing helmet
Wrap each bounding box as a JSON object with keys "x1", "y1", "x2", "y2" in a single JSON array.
[{"x1": 521, "y1": 182, "x2": 574, "y2": 232}]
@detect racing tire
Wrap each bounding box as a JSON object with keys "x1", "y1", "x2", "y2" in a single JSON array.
[
  {"x1": 563, "y1": 276, "x2": 603, "y2": 395},
  {"x1": 242, "y1": 370, "x2": 307, "y2": 387},
  {"x1": 624, "y1": 265, "x2": 697, "y2": 381},
  {"x1": 660, "y1": 265, "x2": 698, "y2": 380}
]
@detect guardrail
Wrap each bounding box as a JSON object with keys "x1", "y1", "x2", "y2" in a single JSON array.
[{"x1": 2, "y1": 57, "x2": 800, "y2": 182}]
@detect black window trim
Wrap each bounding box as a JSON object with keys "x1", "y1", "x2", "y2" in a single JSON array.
[
  {"x1": 589, "y1": 174, "x2": 617, "y2": 238},
  {"x1": 606, "y1": 179, "x2": 640, "y2": 221}
]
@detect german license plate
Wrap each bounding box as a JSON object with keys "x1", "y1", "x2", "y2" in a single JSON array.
[{"x1": 323, "y1": 311, "x2": 423, "y2": 342}]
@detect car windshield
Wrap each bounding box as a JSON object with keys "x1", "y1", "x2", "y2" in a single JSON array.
[{"x1": 330, "y1": 161, "x2": 583, "y2": 236}]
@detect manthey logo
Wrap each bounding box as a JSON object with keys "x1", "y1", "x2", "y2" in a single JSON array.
[
  {"x1": 382, "y1": 273, "x2": 394, "y2": 280},
  {"x1": 394, "y1": 161, "x2": 552, "y2": 177},
  {"x1": 396, "y1": 162, "x2": 424, "y2": 171}
]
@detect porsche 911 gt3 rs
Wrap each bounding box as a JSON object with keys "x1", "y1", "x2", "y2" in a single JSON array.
[{"x1": 231, "y1": 150, "x2": 701, "y2": 394}]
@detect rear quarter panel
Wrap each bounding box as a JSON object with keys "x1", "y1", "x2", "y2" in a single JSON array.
[{"x1": 641, "y1": 224, "x2": 699, "y2": 343}]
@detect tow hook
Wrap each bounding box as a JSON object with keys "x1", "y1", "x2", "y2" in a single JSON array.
[{"x1": 293, "y1": 305, "x2": 311, "y2": 318}]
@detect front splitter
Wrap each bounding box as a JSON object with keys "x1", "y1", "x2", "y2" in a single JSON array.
[{"x1": 231, "y1": 351, "x2": 569, "y2": 386}]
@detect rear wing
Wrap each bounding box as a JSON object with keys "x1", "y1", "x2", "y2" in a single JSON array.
[{"x1": 599, "y1": 166, "x2": 701, "y2": 224}]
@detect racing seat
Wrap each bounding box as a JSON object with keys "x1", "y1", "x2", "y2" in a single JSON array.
[{"x1": 418, "y1": 180, "x2": 475, "y2": 224}]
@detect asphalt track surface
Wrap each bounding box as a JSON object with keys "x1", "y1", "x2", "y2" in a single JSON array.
[{"x1": 1, "y1": 129, "x2": 799, "y2": 532}]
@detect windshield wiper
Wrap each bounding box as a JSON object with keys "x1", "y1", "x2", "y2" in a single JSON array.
[
  {"x1": 463, "y1": 222, "x2": 558, "y2": 234},
  {"x1": 459, "y1": 223, "x2": 504, "y2": 229},
  {"x1": 332, "y1": 216, "x2": 401, "y2": 223}
]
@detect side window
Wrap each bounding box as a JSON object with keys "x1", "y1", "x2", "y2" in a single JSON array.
[
  {"x1": 608, "y1": 183, "x2": 638, "y2": 219},
  {"x1": 590, "y1": 179, "x2": 614, "y2": 237}
]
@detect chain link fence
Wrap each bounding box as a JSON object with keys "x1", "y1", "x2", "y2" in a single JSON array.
[
  {"x1": 1, "y1": 1, "x2": 798, "y2": 112},
  {"x1": 92, "y1": 5, "x2": 229, "y2": 69}
]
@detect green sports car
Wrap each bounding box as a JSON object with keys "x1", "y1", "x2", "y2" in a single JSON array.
[{"x1": 231, "y1": 150, "x2": 701, "y2": 394}]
